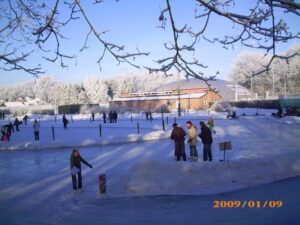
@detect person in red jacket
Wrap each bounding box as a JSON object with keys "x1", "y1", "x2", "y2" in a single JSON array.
[{"x1": 70, "y1": 149, "x2": 93, "y2": 192}]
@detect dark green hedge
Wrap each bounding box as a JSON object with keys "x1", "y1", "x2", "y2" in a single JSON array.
[
  {"x1": 58, "y1": 104, "x2": 98, "y2": 114},
  {"x1": 229, "y1": 100, "x2": 280, "y2": 109}
]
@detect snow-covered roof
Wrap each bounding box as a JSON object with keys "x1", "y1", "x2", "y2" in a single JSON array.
[
  {"x1": 4, "y1": 102, "x2": 25, "y2": 107},
  {"x1": 112, "y1": 93, "x2": 206, "y2": 102},
  {"x1": 154, "y1": 79, "x2": 250, "y2": 101}
]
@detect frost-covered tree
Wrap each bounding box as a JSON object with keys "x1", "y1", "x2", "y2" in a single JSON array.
[
  {"x1": 83, "y1": 77, "x2": 110, "y2": 104},
  {"x1": 77, "y1": 86, "x2": 89, "y2": 104},
  {"x1": 1, "y1": 0, "x2": 299, "y2": 85},
  {"x1": 35, "y1": 76, "x2": 59, "y2": 104},
  {"x1": 229, "y1": 43, "x2": 300, "y2": 96}
]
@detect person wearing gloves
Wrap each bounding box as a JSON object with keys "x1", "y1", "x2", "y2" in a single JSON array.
[{"x1": 70, "y1": 149, "x2": 93, "y2": 192}]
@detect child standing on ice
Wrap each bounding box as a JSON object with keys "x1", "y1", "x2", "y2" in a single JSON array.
[
  {"x1": 207, "y1": 117, "x2": 216, "y2": 134},
  {"x1": 70, "y1": 149, "x2": 93, "y2": 192}
]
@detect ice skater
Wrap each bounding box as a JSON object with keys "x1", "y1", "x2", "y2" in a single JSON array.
[
  {"x1": 14, "y1": 118, "x2": 21, "y2": 131},
  {"x1": 1, "y1": 123, "x2": 14, "y2": 141},
  {"x1": 23, "y1": 115, "x2": 30, "y2": 125},
  {"x1": 102, "y1": 111, "x2": 107, "y2": 123},
  {"x1": 33, "y1": 119, "x2": 40, "y2": 141},
  {"x1": 70, "y1": 149, "x2": 93, "y2": 192},
  {"x1": 62, "y1": 114, "x2": 69, "y2": 129}
]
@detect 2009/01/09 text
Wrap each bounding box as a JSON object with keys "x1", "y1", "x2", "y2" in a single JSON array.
[{"x1": 213, "y1": 200, "x2": 283, "y2": 209}]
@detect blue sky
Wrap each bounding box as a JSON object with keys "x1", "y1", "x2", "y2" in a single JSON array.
[{"x1": 0, "y1": 0, "x2": 299, "y2": 85}]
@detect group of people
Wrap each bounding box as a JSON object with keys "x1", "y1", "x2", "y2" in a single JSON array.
[
  {"x1": 171, "y1": 118, "x2": 215, "y2": 162},
  {"x1": 145, "y1": 111, "x2": 153, "y2": 120},
  {"x1": 1, "y1": 116, "x2": 41, "y2": 142},
  {"x1": 102, "y1": 111, "x2": 118, "y2": 123},
  {"x1": 70, "y1": 117, "x2": 216, "y2": 192}
]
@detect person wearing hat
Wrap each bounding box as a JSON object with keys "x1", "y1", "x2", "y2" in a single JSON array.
[
  {"x1": 70, "y1": 149, "x2": 93, "y2": 192},
  {"x1": 199, "y1": 121, "x2": 213, "y2": 161}
]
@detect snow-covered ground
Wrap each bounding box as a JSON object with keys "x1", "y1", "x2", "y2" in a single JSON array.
[{"x1": 0, "y1": 108, "x2": 300, "y2": 224}]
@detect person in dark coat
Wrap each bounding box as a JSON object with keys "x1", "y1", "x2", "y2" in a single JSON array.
[
  {"x1": 70, "y1": 149, "x2": 93, "y2": 192},
  {"x1": 149, "y1": 111, "x2": 153, "y2": 121},
  {"x1": 62, "y1": 114, "x2": 69, "y2": 129},
  {"x1": 278, "y1": 107, "x2": 282, "y2": 118},
  {"x1": 171, "y1": 123, "x2": 187, "y2": 161},
  {"x1": 199, "y1": 121, "x2": 213, "y2": 161},
  {"x1": 23, "y1": 115, "x2": 30, "y2": 125},
  {"x1": 103, "y1": 111, "x2": 107, "y2": 123},
  {"x1": 145, "y1": 112, "x2": 149, "y2": 120},
  {"x1": 14, "y1": 118, "x2": 21, "y2": 131},
  {"x1": 109, "y1": 111, "x2": 113, "y2": 123},
  {"x1": 91, "y1": 112, "x2": 95, "y2": 121},
  {"x1": 113, "y1": 111, "x2": 118, "y2": 123}
]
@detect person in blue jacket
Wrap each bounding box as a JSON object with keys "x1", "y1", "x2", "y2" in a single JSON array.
[{"x1": 70, "y1": 149, "x2": 93, "y2": 192}]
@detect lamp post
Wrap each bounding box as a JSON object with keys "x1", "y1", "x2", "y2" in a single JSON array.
[{"x1": 177, "y1": 88, "x2": 181, "y2": 117}]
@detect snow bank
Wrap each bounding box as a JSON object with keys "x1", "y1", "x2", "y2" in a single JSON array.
[
  {"x1": 109, "y1": 151, "x2": 300, "y2": 196},
  {"x1": 0, "y1": 130, "x2": 171, "y2": 150}
]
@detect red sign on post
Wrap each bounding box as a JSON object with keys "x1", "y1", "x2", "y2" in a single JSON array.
[{"x1": 99, "y1": 174, "x2": 106, "y2": 194}]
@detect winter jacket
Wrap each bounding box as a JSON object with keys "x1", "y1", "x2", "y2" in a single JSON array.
[
  {"x1": 187, "y1": 125, "x2": 197, "y2": 146},
  {"x1": 171, "y1": 127, "x2": 186, "y2": 142},
  {"x1": 199, "y1": 125, "x2": 213, "y2": 145},
  {"x1": 2, "y1": 124, "x2": 13, "y2": 135},
  {"x1": 63, "y1": 117, "x2": 68, "y2": 124},
  {"x1": 70, "y1": 155, "x2": 92, "y2": 169},
  {"x1": 207, "y1": 119, "x2": 214, "y2": 129},
  {"x1": 33, "y1": 122, "x2": 40, "y2": 132}
]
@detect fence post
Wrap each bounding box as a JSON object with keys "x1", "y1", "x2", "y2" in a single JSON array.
[
  {"x1": 162, "y1": 119, "x2": 165, "y2": 131},
  {"x1": 99, "y1": 124, "x2": 102, "y2": 137},
  {"x1": 55, "y1": 115, "x2": 57, "y2": 123},
  {"x1": 71, "y1": 114, "x2": 73, "y2": 123},
  {"x1": 137, "y1": 122, "x2": 140, "y2": 134},
  {"x1": 174, "y1": 117, "x2": 176, "y2": 124},
  {"x1": 166, "y1": 116, "x2": 169, "y2": 124},
  {"x1": 131, "y1": 115, "x2": 133, "y2": 123},
  {"x1": 52, "y1": 126, "x2": 55, "y2": 140}
]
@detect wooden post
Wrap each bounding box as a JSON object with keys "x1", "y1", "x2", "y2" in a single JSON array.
[
  {"x1": 131, "y1": 115, "x2": 133, "y2": 123},
  {"x1": 71, "y1": 114, "x2": 73, "y2": 123},
  {"x1": 99, "y1": 124, "x2": 102, "y2": 137},
  {"x1": 166, "y1": 116, "x2": 169, "y2": 124},
  {"x1": 137, "y1": 122, "x2": 140, "y2": 134},
  {"x1": 162, "y1": 119, "x2": 165, "y2": 131},
  {"x1": 52, "y1": 126, "x2": 55, "y2": 140}
]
